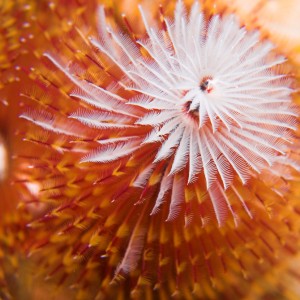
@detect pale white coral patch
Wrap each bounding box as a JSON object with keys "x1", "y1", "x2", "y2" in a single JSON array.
[{"x1": 87, "y1": 1, "x2": 296, "y2": 189}]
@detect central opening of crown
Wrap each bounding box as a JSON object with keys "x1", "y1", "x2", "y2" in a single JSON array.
[
  {"x1": 181, "y1": 76, "x2": 215, "y2": 124},
  {"x1": 200, "y1": 76, "x2": 213, "y2": 93}
]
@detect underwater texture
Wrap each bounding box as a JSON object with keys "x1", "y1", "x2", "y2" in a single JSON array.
[{"x1": 1, "y1": 0, "x2": 300, "y2": 299}]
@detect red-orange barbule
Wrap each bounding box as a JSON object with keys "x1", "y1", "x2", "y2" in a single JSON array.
[{"x1": 2, "y1": 0, "x2": 300, "y2": 299}]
